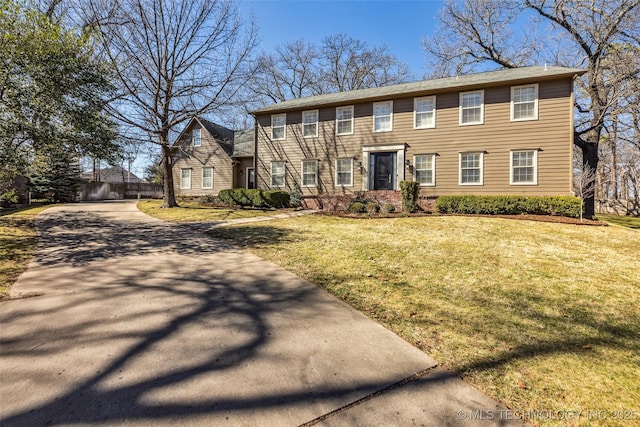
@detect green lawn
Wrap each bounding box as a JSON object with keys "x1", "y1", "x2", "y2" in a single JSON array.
[
  {"x1": 207, "y1": 215, "x2": 639, "y2": 426},
  {"x1": 0, "y1": 205, "x2": 52, "y2": 298},
  {"x1": 136, "y1": 200, "x2": 290, "y2": 222},
  {"x1": 597, "y1": 213, "x2": 640, "y2": 229}
]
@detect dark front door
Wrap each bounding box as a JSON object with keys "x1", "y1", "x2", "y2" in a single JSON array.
[
  {"x1": 371, "y1": 152, "x2": 395, "y2": 190},
  {"x1": 247, "y1": 168, "x2": 255, "y2": 189}
]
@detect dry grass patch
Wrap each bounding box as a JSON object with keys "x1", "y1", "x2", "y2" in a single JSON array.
[
  {"x1": 0, "y1": 205, "x2": 52, "y2": 298},
  {"x1": 209, "y1": 215, "x2": 639, "y2": 426},
  {"x1": 137, "y1": 200, "x2": 286, "y2": 222},
  {"x1": 597, "y1": 214, "x2": 640, "y2": 229}
]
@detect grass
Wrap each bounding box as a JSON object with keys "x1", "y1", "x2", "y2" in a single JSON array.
[
  {"x1": 207, "y1": 215, "x2": 639, "y2": 426},
  {"x1": 597, "y1": 213, "x2": 640, "y2": 229},
  {"x1": 136, "y1": 200, "x2": 289, "y2": 222},
  {"x1": 0, "y1": 205, "x2": 52, "y2": 298}
]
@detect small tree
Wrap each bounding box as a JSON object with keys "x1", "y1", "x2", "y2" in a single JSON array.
[
  {"x1": 29, "y1": 149, "x2": 83, "y2": 202},
  {"x1": 289, "y1": 182, "x2": 303, "y2": 208},
  {"x1": 399, "y1": 180, "x2": 420, "y2": 213},
  {"x1": 574, "y1": 163, "x2": 597, "y2": 221}
]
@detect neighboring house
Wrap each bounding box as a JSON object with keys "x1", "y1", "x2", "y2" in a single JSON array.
[
  {"x1": 82, "y1": 165, "x2": 143, "y2": 183},
  {"x1": 252, "y1": 66, "x2": 586, "y2": 206},
  {"x1": 172, "y1": 117, "x2": 255, "y2": 197}
]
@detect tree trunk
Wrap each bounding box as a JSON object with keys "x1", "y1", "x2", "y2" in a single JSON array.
[
  {"x1": 581, "y1": 142, "x2": 598, "y2": 219},
  {"x1": 160, "y1": 144, "x2": 178, "y2": 208},
  {"x1": 610, "y1": 116, "x2": 618, "y2": 199}
]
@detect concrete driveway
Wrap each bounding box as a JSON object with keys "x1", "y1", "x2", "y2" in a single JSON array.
[{"x1": 0, "y1": 201, "x2": 521, "y2": 426}]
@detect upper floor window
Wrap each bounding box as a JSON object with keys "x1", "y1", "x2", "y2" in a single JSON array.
[
  {"x1": 302, "y1": 110, "x2": 319, "y2": 138},
  {"x1": 511, "y1": 84, "x2": 538, "y2": 121},
  {"x1": 180, "y1": 168, "x2": 192, "y2": 189},
  {"x1": 414, "y1": 96, "x2": 436, "y2": 129},
  {"x1": 510, "y1": 150, "x2": 538, "y2": 185},
  {"x1": 459, "y1": 90, "x2": 484, "y2": 125},
  {"x1": 271, "y1": 113, "x2": 286, "y2": 140},
  {"x1": 301, "y1": 159, "x2": 318, "y2": 187},
  {"x1": 336, "y1": 106, "x2": 354, "y2": 135},
  {"x1": 202, "y1": 167, "x2": 213, "y2": 189},
  {"x1": 414, "y1": 154, "x2": 435, "y2": 186},
  {"x1": 271, "y1": 161, "x2": 285, "y2": 187},
  {"x1": 373, "y1": 101, "x2": 393, "y2": 132},
  {"x1": 459, "y1": 152, "x2": 484, "y2": 185},
  {"x1": 192, "y1": 128, "x2": 201, "y2": 146},
  {"x1": 335, "y1": 158, "x2": 353, "y2": 187}
]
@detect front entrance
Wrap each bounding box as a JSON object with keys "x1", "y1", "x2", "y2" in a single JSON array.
[
  {"x1": 247, "y1": 167, "x2": 255, "y2": 189},
  {"x1": 370, "y1": 152, "x2": 396, "y2": 190}
]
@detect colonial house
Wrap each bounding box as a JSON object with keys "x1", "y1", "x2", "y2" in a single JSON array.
[
  {"x1": 251, "y1": 66, "x2": 586, "y2": 207},
  {"x1": 172, "y1": 117, "x2": 255, "y2": 197}
]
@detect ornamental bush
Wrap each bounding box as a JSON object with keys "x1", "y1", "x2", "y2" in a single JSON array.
[
  {"x1": 217, "y1": 189, "x2": 290, "y2": 209},
  {"x1": 399, "y1": 180, "x2": 420, "y2": 213},
  {"x1": 435, "y1": 195, "x2": 581, "y2": 218}
]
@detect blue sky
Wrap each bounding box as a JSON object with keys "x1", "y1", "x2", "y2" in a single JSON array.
[{"x1": 238, "y1": 0, "x2": 445, "y2": 78}]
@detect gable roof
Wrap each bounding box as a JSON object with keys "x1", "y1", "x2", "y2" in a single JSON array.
[
  {"x1": 197, "y1": 117, "x2": 234, "y2": 156},
  {"x1": 173, "y1": 116, "x2": 254, "y2": 159},
  {"x1": 82, "y1": 165, "x2": 142, "y2": 183},
  {"x1": 251, "y1": 66, "x2": 586, "y2": 114}
]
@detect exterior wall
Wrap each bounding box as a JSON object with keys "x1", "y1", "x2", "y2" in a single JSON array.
[
  {"x1": 255, "y1": 78, "x2": 575, "y2": 198},
  {"x1": 233, "y1": 156, "x2": 255, "y2": 188},
  {"x1": 172, "y1": 123, "x2": 233, "y2": 197}
]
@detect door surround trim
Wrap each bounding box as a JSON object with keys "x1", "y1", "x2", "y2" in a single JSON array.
[{"x1": 362, "y1": 144, "x2": 406, "y2": 190}]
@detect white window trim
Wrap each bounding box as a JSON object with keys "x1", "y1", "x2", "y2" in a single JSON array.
[
  {"x1": 510, "y1": 84, "x2": 539, "y2": 122},
  {"x1": 180, "y1": 168, "x2": 192, "y2": 190},
  {"x1": 271, "y1": 113, "x2": 286, "y2": 140},
  {"x1": 509, "y1": 149, "x2": 539, "y2": 185},
  {"x1": 413, "y1": 154, "x2": 436, "y2": 186},
  {"x1": 336, "y1": 105, "x2": 354, "y2": 136},
  {"x1": 458, "y1": 152, "x2": 484, "y2": 186},
  {"x1": 270, "y1": 161, "x2": 286, "y2": 187},
  {"x1": 202, "y1": 167, "x2": 213, "y2": 189},
  {"x1": 335, "y1": 158, "x2": 354, "y2": 187},
  {"x1": 302, "y1": 109, "x2": 319, "y2": 138},
  {"x1": 192, "y1": 128, "x2": 201, "y2": 146},
  {"x1": 373, "y1": 100, "x2": 393, "y2": 132},
  {"x1": 414, "y1": 96, "x2": 436, "y2": 129},
  {"x1": 301, "y1": 159, "x2": 318, "y2": 188},
  {"x1": 459, "y1": 90, "x2": 484, "y2": 126}
]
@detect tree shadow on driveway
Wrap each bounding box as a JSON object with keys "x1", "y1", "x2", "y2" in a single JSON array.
[{"x1": 0, "y1": 203, "x2": 437, "y2": 426}]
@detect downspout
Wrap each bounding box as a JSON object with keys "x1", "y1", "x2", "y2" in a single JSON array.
[
  {"x1": 252, "y1": 113, "x2": 258, "y2": 189},
  {"x1": 570, "y1": 75, "x2": 577, "y2": 196}
]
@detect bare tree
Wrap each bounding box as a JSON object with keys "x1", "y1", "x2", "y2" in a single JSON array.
[
  {"x1": 320, "y1": 34, "x2": 412, "y2": 92},
  {"x1": 90, "y1": 0, "x2": 257, "y2": 207},
  {"x1": 573, "y1": 157, "x2": 597, "y2": 220},
  {"x1": 424, "y1": 0, "x2": 640, "y2": 218},
  {"x1": 249, "y1": 34, "x2": 412, "y2": 109}
]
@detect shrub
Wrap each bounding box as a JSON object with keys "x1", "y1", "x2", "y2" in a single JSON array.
[
  {"x1": 366, "y1": 201, "x2": 380, "y2": 214},
  {"x1": 217, "y1": 189, "x2": 290, "y2": 209},
  {"x1": 382, "y1": 203, "x2": 396, "y2": 213},
  {"x1": 290, "y1": 182, "x2": 303, "y2": 208},
  {"x1": 399, "y1": 180, "x2": 420, "y2": 213},
  {"x1": 200, "y1": 194, "x2": 217, "y2": 204},
  {"x1": 348, "y1": 201, "x2": 366, "y2": 213},
  {"x1": 435, "y1": 195, "x2": 581, "y2": 218}
]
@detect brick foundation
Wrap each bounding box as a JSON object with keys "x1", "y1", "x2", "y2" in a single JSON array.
[{"x1": 303, "y1": 191, "x2": 437, "y2": 213}]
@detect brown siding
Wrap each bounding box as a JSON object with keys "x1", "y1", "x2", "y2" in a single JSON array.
[
  {"x1": 172, "y1": 122, "x2": 234, "y2": 197},
  {"x1": 256, "y1": 78, "x2": 575, "y2": 197}
]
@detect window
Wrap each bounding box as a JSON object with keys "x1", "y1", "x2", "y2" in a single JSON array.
[
  {"x1": 414, "y1": 154, "x2": 435, "y2": 186},
  {"x1": 180, "y1": 168, "x2": 192, "y2": 189},
  {"x1": 373, "y1": 101, "x2": 393, "y2": 132},
  {"x1": 459, "y1": 152, "x2": 483, "y2": 185},
  {"x1": 459, "y1": 90, "x2": 484, "y2": 125},
  {"x1": 192, "y1": 128, "x2": 201, "y2": 146},
  {"x1": 336, "y1": 106, "x2": 354, "y2": 135},
  {"x1": 271, "y1": 113, "x2": 286, "y2": 140},
  {"x1": 302, "y1": 110, "x2": 318, "y2": 138},
  {"x1": 202, "y1": 167, "x2": 213, "y2": 189},
  {"x1": 510, "y1": 150, "x2": 538, "y2": 185},
  {"x1": 301, "y1": 159, "x2": 318, "y2": 187},
  {"x1": 511, "y1": 84, "x2": 538, "y2": 121},
  {"x1": 414, "y1": 96, "x2": 436, "y2": 129},
  {"x1": 335, "y1": 158, "x2": 353, "y2": 186},
  {"x1": 271, "y1": 161, "x2": 285, "y2": 187}
]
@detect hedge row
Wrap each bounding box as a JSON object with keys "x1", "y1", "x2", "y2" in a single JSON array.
[
  {"x1": 435, "y1": 195, "x2": 582, "y2": 218},
  {"x1": 217, "y1": 189, "x2": 290, "y2": 208}
]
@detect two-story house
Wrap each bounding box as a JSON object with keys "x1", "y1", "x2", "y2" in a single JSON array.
[
  {"x1": 252, "y1": 66, "x2": 586, "y2": 207},
  {"x1": 172, "y1": 117, "x2": 255, "y2": 197}
]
